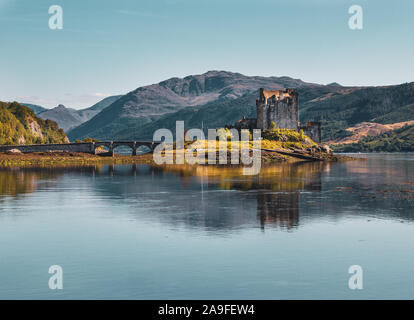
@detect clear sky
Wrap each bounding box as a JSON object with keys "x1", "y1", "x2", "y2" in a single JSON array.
[{"x1": 0, "y1": 0, "x2": 413, "y2": 109}]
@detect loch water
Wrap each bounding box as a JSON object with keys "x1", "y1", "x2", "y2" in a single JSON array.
[{"x1": 0, "y1": 153, "x2": 414, "y2": 299}]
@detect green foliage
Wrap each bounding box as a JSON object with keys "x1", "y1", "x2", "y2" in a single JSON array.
[
  {"x1": 270, "y1": 121, "x2": 277, "y2": 130},
  {"x1": 299, "y1": 129, "x2": 305, "y2": 140},
  {"x1": 76, "y1": 137, "x2": 100, "y2": 143},
  {"x1": 262, "y1": 128, "x2": 309, "y2": 143},
  {"x1": 0, "y1": 101, "x2": 67, "y2": 145},
  {"x1": 373, "y1": 103, "x2": 414, "y2": 124}
]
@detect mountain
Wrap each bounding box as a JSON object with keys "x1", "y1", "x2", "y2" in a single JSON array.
[
  {"x1": 68, "y1": 71, "x2": 339, "y2": 140},
  {"x1": 327, "y1": 120, "x2": 414, "y2": 145},
  {"x1": 326, "y1": 82, "x2": 342, "y2": 87},
  {"x1": 0, "y1": 101, "x2": 68, "y2": 145},
  {"x1": 21, "y1": 103, "x2": 47, "y2": 114},
  {"x1": 333, "y1": 124, "x2": 414, "y2": 152},
  {"x1": 37, "y1": 95, "x2": 122, "y2": 132},
  {"x1": 111, "y1": 86, "x2": 343, "y2": 140},
  {"x1": 299, "y1": 82, "x2": 414, "y2": 141},
  {"x1": 38, "y1": 104, "x2": 83, "y2": 132},
  {"x1": 76, "y1": 95, "x2": 123, "y2": 120},
  {"x1": 67, "y1": 72, "x2": 414, "y2": 151}
]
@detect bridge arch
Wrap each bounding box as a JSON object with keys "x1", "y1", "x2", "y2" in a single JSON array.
[
  {"x1": 113, "y1": 141, "x2": 136, "y2": 155},
  {"x1": 94, "y1": 141, "x2": 159, "y2": 155}
]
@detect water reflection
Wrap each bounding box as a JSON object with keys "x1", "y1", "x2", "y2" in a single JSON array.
[
  {"x1": 2, "y1": 155, "x2": 414, "y2": 300},
  {"x1": 0, "y1": 168, "x2": 60, "y2": 198},
  {"x1": 0, "y1": 157, "x2": 413, "y2": 232},
  {"x1": 147, "y1": 163, "x2": 324, "y2": 231}
]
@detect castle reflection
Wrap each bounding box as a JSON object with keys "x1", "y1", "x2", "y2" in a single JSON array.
[
  {"x1": 1, "y1": 159, "x2": 412, "y2": 232},
  {"x1": 257, "y1": 192, "x2": 300, "y2": 230},
  {"x1": 0, "y1": 163, "x2": 324, "y2": 231},
  {"x1": 146, "y1": 162, "x2": 325, "y2": 230}
]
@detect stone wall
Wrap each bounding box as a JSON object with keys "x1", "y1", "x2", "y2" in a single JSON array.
[
  {"x1": 233, "y1": 116, "x2": 257, "y2": 130},
  {"x1": 0, "y1": 143, "x2": 95, "y2": 154}
]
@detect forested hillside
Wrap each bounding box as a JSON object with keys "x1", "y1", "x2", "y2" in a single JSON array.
[
  {"x1": 0, "y1": 101, "x2": 68, "y2": 145},
  {"x1": 300, "y1": 82, "x2": 414, "y2": 141}
]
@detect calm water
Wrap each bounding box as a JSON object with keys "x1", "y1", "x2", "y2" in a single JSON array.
[{"x1": 1, "y1": 153, "x2": 414, "y2": 299}]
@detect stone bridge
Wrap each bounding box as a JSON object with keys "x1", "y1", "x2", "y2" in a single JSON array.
[
  {"x1": 94, "y1": 141, "x2": 159, "y2": 155},
  {"x1": 0, "y1": 141, "x2": 160, "y2": 155}
]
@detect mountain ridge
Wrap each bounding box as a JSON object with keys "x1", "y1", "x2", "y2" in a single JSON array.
[
  {"x1": 68, "y1": 71, "x2": 335, "y2": 140},
  {"x1": 23, "y1": 70, "x2": 412, "y2": 153},
  {"x1": 33, "y1": 95, "x2": 122, "y2": 132}
]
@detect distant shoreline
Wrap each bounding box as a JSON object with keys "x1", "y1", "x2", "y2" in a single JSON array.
[
  {"x1": 0, "y1": 152, "x2": 152, "y2": 168},
  {"x1": 0, "y1": 149, "x2": 355, "y2": 168}
]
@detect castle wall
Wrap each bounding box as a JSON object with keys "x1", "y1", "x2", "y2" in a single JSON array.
[
  {"x1": 265, "y1": 99, "x2": 298, "y2": 130},
  {"x1": 256, "y1": 103, "x2": 265, "y2": 130},
  {"x1": 235, "y1": 88, "x2": 322, "y2": 144},
  {"x1": 256, "y1": 88, "x2": 299, "y2": 130},
  {"x1": 301, "y1": 122, "x2": 321, "y2": 143},
  {"x1": 233, "y1": 117, "x2": 257, "y2": 130}
]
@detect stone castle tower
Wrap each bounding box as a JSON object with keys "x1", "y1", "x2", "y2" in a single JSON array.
[
  {"x1": 232, "y1": 88, "x2": 321, "y2": 143},
  {"x1": 256, "y1": 88, "x2": 299, "y2": 130}
]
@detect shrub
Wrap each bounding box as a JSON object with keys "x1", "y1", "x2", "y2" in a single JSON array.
[{"x1": 262, "y1": 128, "x2": 307, "y2": 142}]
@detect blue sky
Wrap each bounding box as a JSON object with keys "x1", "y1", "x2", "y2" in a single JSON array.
[{"x1": 0, "y1": 0, "x2": 413, "y2": 109}]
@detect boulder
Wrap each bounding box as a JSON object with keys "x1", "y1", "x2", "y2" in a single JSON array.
[
  {"x1": 6, "y1": 149, "x2": 23, "y2": 155},
  {"x1": 303, "y1": 137, "x2": 313, "y2": 146},
  {"x1": 321, "y1": 144, "x2": 332, "y2": 154}
]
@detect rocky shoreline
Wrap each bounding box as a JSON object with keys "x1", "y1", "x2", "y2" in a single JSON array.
[{"x1": 0, "y1": 146, "x2": 356, "y2": 168}]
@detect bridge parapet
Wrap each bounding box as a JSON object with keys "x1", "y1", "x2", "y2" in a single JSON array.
[
  {"x1": 0, "y1": 141, "x2": 160, "y2": 155},
  {"x1": 0, "y1": 143, "x2": 95, "y2": 154}
]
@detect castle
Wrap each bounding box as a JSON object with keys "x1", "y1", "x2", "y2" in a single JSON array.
[{"x1": 233, "y1": 88, "x2": 321, "y2": 143}]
